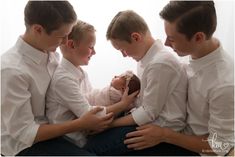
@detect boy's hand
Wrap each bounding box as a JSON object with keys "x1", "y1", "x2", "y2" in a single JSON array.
[
  {"x1": 79, "y1": 107, "x2": 114, "y2": 132},
  {"x1": 124, "y1": 124, "x2": 166, "y2": 150},
  {"x1": 121, "y1": 87, "x2": 139, "y2": 108}
]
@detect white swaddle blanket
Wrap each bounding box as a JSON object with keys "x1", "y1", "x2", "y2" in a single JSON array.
[{"x1": 85, "y1": 86, "x2": 122, "y2": 106}]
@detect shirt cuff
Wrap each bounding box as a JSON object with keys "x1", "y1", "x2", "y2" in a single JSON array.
[
  {"x1": 20, "y1": 122, "x2": 40, "y2": 146},
  {"x1": 131, "y1": 106, "x2": 153, "y2": 126}
]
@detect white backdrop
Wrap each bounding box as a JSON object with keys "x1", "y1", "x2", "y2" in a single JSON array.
[{"x1": 0, "y1": 0, "x2": 234, "y2": 88}]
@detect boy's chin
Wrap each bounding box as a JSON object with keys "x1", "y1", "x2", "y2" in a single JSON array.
[
  {"x1": 81, "y1": 62, "x2": 89, "y2": 66},
  {"x1": 174, "y1": 50, "x2": 188, "y2": 57},
  {"x1": 47, "y1": 46, "x2": 58, "y2": 52}
]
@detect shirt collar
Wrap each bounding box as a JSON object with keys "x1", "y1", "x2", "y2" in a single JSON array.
[
  {"x1": 16, "y1": 36, "x2": 49, "y2": 65},
  {"x1": 139, "y1": 39, "x2": 164, "y2": 68},
  {"x1": 189, "y1": 42, "x2": 223, "y2": 72},
  {"x1": 60, "y1": 58, "x2": 85, "y2": 79}
]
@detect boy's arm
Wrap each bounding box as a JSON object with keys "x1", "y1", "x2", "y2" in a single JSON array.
[
  {"x1": 105, "y1": 89, "x2": 139, "y2": 116},
  {"x1": 109, "y1": 114, "x2": 136, "y2": 128},
  {"x1": 124, "y1": 124, "x2": 216, "y2": 155},
  {"x1": 35, "y1": 107, "x2": 113, "y2": 143}
]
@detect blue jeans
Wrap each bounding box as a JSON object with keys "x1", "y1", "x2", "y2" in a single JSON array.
[
  {"x1": 84, "y1": 126, "x2": 137, "y2": 155},
  {"x1": 16, "y1": 136, "x2": 94, "y2": 156}
]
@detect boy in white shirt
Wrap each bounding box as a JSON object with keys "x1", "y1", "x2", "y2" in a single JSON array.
[
  {"x1": 84, "y1": 10, "x2": 193, "y2": 156},
  {"x1": 46, "y1": 20, "x2": 138, "y2": 148},
  {"x1": 1, "y1": 1, "x2": 107, "y2": 156},
  {"x1": 124, "y1": 1, "x2": 234, "y2": 156}
]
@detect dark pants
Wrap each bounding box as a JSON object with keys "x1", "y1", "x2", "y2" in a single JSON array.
[
  {"x1": 84, "y1": 126, "x2": 137, "y2": 155},
  {"x1": 16, "y1": 136, "x2": 94, "y2": 156},
  {"x1": 84, "y1": 126, "x2": 199, "y2": 156},
  {"x1": 121, "y1": 142, "x2": 200, "y2": 156}
]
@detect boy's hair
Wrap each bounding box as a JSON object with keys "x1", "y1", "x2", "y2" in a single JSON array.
[
  {"x1": 106, "y1": 10, "x2": 149, "y2": 43},
  {"x1": 68, "y1": 20, "x2": 96, "y2": 42},
  {"x1": 128, "y1": 74, "x2": 141, "y2": 95},
  {"x1": 24, "y1": 1, "x2": 77, "y2": 34},
  {"x1": 159, "y1": 1, "x2": 217, "y2": 40}
]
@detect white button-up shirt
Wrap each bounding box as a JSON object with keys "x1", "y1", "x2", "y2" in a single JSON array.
[
  {"x1": 184, "y1": 42, "x2": 234, "y2": 155},
  {"x1": 46, "y1": 58, "x2": 106, "y2": 147},
  {"x1": 1, "y1": 37, "x2": 59, "y2": 155},
  {"x1": 132, "y1": 40, "x2": 188, "y2": 132}
]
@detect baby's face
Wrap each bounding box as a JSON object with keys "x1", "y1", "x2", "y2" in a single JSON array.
[{"x1": 111, "y1": 75, "x2": 126, "y2": 91}]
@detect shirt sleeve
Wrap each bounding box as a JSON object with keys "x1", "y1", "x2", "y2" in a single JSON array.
[
  {"x1": 132, "y1": 63, "x2": 179, "y2": 126},
  {"x1": 1, "y1": 68, "x2": 39, "y2": 147},
  {"x1": 208, "y1": 85, "x2": 234, "y2": 155},
  {"x1": 53, "y1": 76, "x2": 91, "y2": 117}
]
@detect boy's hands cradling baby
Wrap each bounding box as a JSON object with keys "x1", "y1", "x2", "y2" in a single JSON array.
[
  {"x1": 79, "y1": 107, "x2": 114, "y2": 132},
  {"x1": 121, "y1": 87, "x2": 139, "y2": 110}
]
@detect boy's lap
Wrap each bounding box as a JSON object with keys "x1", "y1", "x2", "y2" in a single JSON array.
[
  {"x1": 84, "y1": 126, "x2": 137, "y2": 155},
  {"x1": 16, "y1": 136, "x2": 93, "y2": 156}
]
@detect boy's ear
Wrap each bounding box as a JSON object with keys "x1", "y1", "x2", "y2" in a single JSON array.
[
  {"x1": 67, "y1": 40, "x2": 75, "y2": 49},
  {"x1": 131, "y1": 32, "x2": 141, "y2": 42},
  {"x1": 32, "y1": 24, "x2": 43, "y2": 34},
  {"x1": 193, "y1": 32, "x2": 206, "y2": 43}
]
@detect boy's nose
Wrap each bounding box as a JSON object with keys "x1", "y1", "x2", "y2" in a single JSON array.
[{"x1": 164, "y1": 39, "x2": 172, "y2": 48}]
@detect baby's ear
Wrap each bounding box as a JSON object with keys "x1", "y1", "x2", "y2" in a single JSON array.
[{"x1": 122, "y1": 87, "x2": 126, "y2": 92}]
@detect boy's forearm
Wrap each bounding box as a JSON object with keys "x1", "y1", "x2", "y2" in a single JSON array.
[
  {"x1": 106, "y1": 101, "x2": 128, "y2": 116},
  {"x1": 111, "y1": 114, "x2": 136, "y2": 128},
  {"x1": 35, "y1": 119, "x2": 83, "y2": 143}
]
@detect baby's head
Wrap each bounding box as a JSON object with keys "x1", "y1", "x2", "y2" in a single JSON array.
[{"x1": 111, "y1": 71, "x2": 140, "y2": 95}]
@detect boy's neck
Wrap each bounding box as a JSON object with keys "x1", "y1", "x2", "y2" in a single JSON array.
[
  {"x1": 191, "y1": 37, "x2": 219, "y2": 59},
  {"x1": 141, "y1": 34, "x2": 155, "y2": 59},
  {"x1": 22, "y1": 32, "x2": 47, "y2": 53}
]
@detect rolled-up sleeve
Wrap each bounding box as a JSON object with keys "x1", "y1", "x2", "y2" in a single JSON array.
[
  {"x1": 208, "y1": 85, "x2": 234, "y2": 155},
  {"x1": 132, "y1": 64, "x2": 178, "y2": 126}
]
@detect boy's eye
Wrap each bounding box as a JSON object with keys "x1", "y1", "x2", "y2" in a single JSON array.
[{"x1": 167, "y1": 37, "x2": 174, "y2": 42}]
